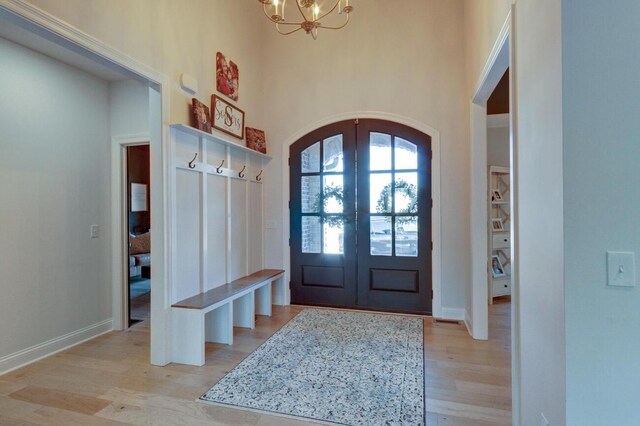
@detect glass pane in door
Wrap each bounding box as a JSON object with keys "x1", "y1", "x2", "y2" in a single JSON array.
[
  {"x1": 323, "y1": 135, "x2": 343, "y2": 172},
  {"x1": 394, "y1": 137, "x2": 418, "y2": 170},
  {"x1": 370, "y1": 216, "x2": 392, "y2": 256},
  {"x1": 370, "y1": 173, "x2": 392, "y2": 213},
  {"x1": 323, "y1": 175, "x2": 344, "y2": 213},
  {"x1": 302, "y1": 216, "x2": 322, "y2": 253},
  {"x1": 395, "y1": 216, "x2": 418, "y2": 257},
  {"x1": 301, "y1": 176, "x2": 321, "y2": 213},
  {"x1": 301, "y1": 142, "x2": 320, "y2": 173},
  {"x1": 369, "y1": 133, "x2": 392, "y2": 170},
  {"x1": 394, "y1": 172, "x2": 418, "y2": 214}
]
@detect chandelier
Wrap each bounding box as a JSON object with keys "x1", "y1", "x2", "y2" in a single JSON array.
[{"x1": 259, "y1": 0, "x2": 354, "y2": 40}]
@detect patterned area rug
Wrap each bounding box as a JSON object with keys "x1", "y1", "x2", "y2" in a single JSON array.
[{"x1": 200, "y1": 309, "x2": 424, "y2": 425}]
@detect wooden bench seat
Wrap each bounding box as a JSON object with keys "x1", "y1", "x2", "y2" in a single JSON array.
[{"x1": 171, "y1": 269, "x2": 286, "y2": 366}]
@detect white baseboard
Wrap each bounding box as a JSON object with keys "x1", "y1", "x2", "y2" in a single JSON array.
[
  {"x1": 439, "y1": 307, "x2": 465, "y2": 321},
  {"x1": 0, "y1": 319, "x2": 113, "y2": 376},
  {"x1": 464, "y1": 309, "x2": 473, "y2": 336}
]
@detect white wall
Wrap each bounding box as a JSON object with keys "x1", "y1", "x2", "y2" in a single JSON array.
[
  {"x1": 563, "y1": 0, "x2": 640, "y2": 423},
  {"x1": 487, "y1": 124, "x2": 509, "y2": 167},
  {"x1": 515, "y1": 0, "x2": 565, "y2": 424},
  {"x1": 261, "y1": 0, "x2": 469, "y2": 313},
  {"x1": 0, "y1": 36, "x2": 112, "y2": 371},
  {"x1": 110, "y1": 79, "x2": 149, "y2": 136}
]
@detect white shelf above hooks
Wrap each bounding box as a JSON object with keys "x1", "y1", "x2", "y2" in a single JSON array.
[{"x1": 170, "y1": 123, "x2": 272, "y2": 160}]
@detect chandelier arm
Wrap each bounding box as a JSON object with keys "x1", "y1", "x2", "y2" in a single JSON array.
[
  {"x1": 274, "y1": 20, "x2": 304, "y2": 26},
  {"x1": 262, "y1": 2, "x2": 302, "y2": 25},
  {"x1": 295, "y1": 0, "x2": 308, "y2": 21},
  {"x1": 276, "y1": 24, "x2": 304, "y2": 36},
  {"x1": 317, "y1": 13, "x2": 350, "y2": 30},
  {"x1": 314, "y1": 0, "x2": 341, "y2": 22},
  {"x1": 262, "y1": 2, "x2": 277, "y2": 22}
]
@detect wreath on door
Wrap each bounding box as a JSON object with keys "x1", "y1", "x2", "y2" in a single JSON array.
[
  {"x1": 375, "y1": 179, "x2": 418, "y2": 224},
  {"x1": 312, "y1": 184, "x2": 345, "y2": 228}
]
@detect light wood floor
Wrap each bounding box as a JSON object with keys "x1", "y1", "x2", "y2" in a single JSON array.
[{"x1": 0, "y1": 300, "x2": 511, "y2": 426}]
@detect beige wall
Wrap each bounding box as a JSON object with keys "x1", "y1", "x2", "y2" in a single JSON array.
[
  {"x1": 27, "y1": 0, "x2": 267, "y2": 133},
  {"x1": 261, "y1": 0, "x2": 469, "y2": 310},
  {"x1": 463, "y1": 0, "x2": 513, "y2": 96}
]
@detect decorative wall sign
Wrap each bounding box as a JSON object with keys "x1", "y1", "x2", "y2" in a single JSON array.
[
  {"x1": 246, "y1": 127, "x2": 267, "y2": 154},
  {"x1": 216, "y1": 52, "x2": 239, "y2": 101},
  {"x1": 191, "y1": 98, "x2": 211, "y2": 133},
  {"x1": 212, "y1": 95, "x2": 245, "y2": 139}
]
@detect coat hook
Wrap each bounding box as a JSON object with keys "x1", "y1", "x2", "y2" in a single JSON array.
[
  {"x1": 238, "y1": 165, "x2": 246, "y2": 178},
  {"x1": 216, "y1": 159, "x2": 225, "y2": 174},
  {"x1": 256, "y1": 170, "x2": 263, "y2": 182},
  {"x1": 188, "y1": 153, "x2": 198, "y2": 169}
]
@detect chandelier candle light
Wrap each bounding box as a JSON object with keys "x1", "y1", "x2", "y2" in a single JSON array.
[{"x1": 259, "y1": 0, "x2": 354, "y2": 39}]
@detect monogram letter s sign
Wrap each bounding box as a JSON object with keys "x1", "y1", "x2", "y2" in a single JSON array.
[{"x1": 211, "y1": 95, "x2": 245, "y2": 140}]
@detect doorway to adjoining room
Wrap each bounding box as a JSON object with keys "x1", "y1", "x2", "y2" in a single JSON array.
[{"x1": 127, "y1": 144, "x2": 151, "y2": 326}]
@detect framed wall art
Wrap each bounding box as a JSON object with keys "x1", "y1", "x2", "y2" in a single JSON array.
[
  {"x1": 191, "y1": 98, "x2": 211, "y2": 133},
  {"x1": 216, "y1": 51, "x2": 239, "y2": 101},
  {"x1": 492, "y1": 218, "x2": 504, "y2": 231},
  {"x1": 211, "y1": 95, "x2": 245, "y2": 139},
  {"x1": 245, "y1": 127, "x2": 267, "y2": 154},
  {"x1": 491, "y1": 255, "x2": 506, "y2": 278}
]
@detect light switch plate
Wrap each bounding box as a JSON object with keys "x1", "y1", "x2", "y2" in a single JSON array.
[
  {"x1": 607, "y1": 251, "x2": 635, "y2": 287},
  {"x1": 91, "y1": 224, "x2": 99, "y2": 239}
]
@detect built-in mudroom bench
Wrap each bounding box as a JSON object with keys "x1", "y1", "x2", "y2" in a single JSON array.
[
  {"x1": 168, "y1": 124, "x2": 288, "y2": 366},
  {"x1": 171, "y1": 269, "x2": 285, "y2": 366}
]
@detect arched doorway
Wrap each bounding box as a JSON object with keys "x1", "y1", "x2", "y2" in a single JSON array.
[{"x1": 289, "y1": 119, "x2": 433, "y2": 314}]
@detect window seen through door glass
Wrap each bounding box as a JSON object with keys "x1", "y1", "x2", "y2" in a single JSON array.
[
  {"x1": 301, "y1": 142, "x2": 320, "y2": 173},
  {"x1": 323, "y1": 135, "x2": 343, "y2": 172},
  {"x1": 302, "y1": 216, "x2": 322, "y2": 253},
  {"x1": 301, "y1": 176, "x2": 320, "y2": 213}
]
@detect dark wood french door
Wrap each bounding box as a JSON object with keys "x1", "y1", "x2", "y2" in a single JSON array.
[{"x1": 290, "y1": 119, "x2": 432, "y2": 314}]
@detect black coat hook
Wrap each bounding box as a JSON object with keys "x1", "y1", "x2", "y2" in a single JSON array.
[
  {"x1": 216, "y1": 159, "x2": 225, "y2": 174},
  {"x1": 188, "y1": 153, "x2": 198, "y2": 169},
  {"x1": 256, "y1": 170, "x2": 263, "y2": 182},
  {"x1": 238, "y1": 165, "x2": 246, "y2": 178}
]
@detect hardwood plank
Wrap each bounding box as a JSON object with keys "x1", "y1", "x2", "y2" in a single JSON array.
[
  {"x1": 9, "y1": 386, "x2": 111, "y2": 416},
  {"x1": 0, "y1": 302, "x2": 513, "y2": 425}
]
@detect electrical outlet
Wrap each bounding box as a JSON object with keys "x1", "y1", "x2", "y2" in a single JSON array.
[
  {"x1": 90, "y1": 224, "x2": 99, "y2": 239},
  {"x1": 540, "y1": 413, "x2": 550, "y2": 426}
]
